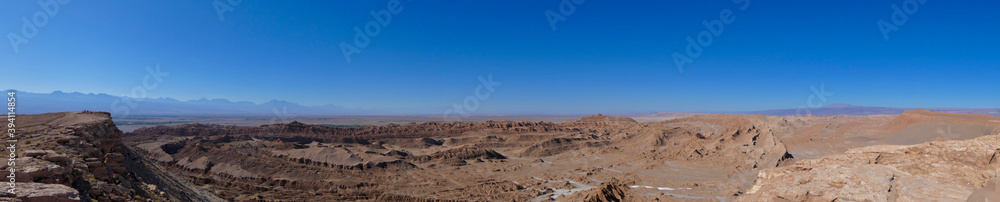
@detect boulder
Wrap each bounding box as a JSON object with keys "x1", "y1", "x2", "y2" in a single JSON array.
[
  {"x1": 42, "y1": 154, "x2": 69, "y2": 163},
  {"x1": 22, "y1": 151, "x2": 49, "y2": 158},
  {"x1": 17, "y1": 183, "x2": 80, "y2": 202}
]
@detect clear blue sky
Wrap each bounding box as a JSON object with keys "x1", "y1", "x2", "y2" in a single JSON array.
[{"x1": 2, "y1": 0, "x2": 999, "y2": 114}]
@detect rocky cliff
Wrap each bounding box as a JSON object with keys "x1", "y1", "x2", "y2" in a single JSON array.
[{"x1": 0, "y1": 111, "x2": 222, "y2": 201}]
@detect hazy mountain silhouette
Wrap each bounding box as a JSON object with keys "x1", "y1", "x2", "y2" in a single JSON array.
[
  {"x1": 744, "y1": 103, "x2": 999, "y2": 116},
  {"x1": 13, "y1": 91, "x2": 374, "y2": 117},
  {"x1": 13, "y1": 91, "x2": 999, "y2": 117}
]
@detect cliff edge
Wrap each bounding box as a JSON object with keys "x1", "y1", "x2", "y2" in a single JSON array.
[{"x1": 0, "y1": 111, "x2": 222, "y2": 201}]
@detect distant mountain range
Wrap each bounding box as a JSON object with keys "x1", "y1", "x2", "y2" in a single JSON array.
[
  {"x1": 11, "y1": 91, "x2": 1000, "y2": 118},
  {"x1": 742, "y1": 103, "x2": 1000, "y2": 116},
  {"x1": 13, "y1": 91, "x2": 375, "y2": 117}
]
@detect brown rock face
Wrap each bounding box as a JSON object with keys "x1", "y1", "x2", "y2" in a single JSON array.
[
  {"x1": 562, "y1": 178, "x2": 638, "y2": 202},
  {"x1": 17, "y1": 183, "x2": 79, "y2": 202},
  {"x1": 0, "y1": 111, "x2": 223, "y2": 202},
  {"x1": 968, "y1": 179, "x2": 1000, "y2": 202},
  {"x1": 740, "y1": 134, "x2": 1000, "y2": 201}
]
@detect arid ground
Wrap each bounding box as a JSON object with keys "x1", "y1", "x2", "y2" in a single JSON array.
[{"x1": 6, "y1": 110, "x2": 1000, "y2": 201}]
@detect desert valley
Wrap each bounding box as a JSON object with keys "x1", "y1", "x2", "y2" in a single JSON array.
[
  {"x1": 5, "y1": 109, "x2": 1000, "y2": 201},
  {"x1": 6, "y1": 0, "x2": 999, "y2": 201}
]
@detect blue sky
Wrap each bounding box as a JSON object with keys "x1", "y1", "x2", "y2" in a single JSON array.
[{"x1": 2, "y1": 0, "x2": 999, "y2": 114}]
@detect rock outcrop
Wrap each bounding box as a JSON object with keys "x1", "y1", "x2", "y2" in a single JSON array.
[
  {"x1": 561, "y1": 178, "x2": 639, "y2": 202},
  {"x1": 0, "y1": 111, "x2": 223, "y2": 201},
  {"x1": 17, "y1": 183, "x2": 79, "y2": 202},
  {"x1": 739, "y1": 133, "x2": 1000, "y2": 201}
]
